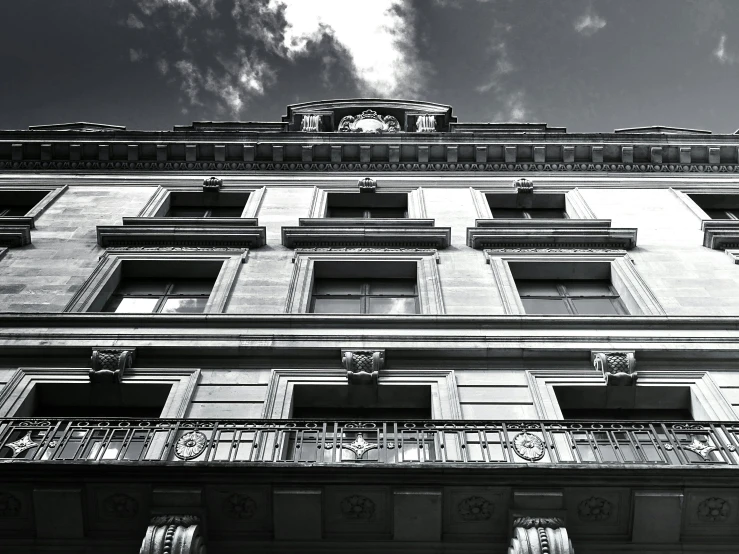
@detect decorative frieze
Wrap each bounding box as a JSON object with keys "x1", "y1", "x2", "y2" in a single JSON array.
[
  {"x1": 592, "y1": 351, "x2": 637, "y2": 386},
  {"x1": 0, "y1": 492, "x2": 21, "y2": 517},
  {"x1": 696, "y1": 497, "x2": 731, "y2": 522},
  {"x1": 90, "y1": 348, "x2": 134, "y2": 383},
  {"x1": 223, "y1": 493, "x2": 257, "y2": 520},
  {"x1": 340, "y1": 495, "x2": 376, "y2": 520},
  {"x1": 508, "y1": 517, "x2": 574, "y2": 554},
  {"x1": 342, "y1": 350, "x2": 384, "y2": 385},
  {"x1": 140, "y1": 515, "x2": 206, "y2": 554},
  {"x1": 457, "y1": 496, "x2": 493, "y2": 521}
]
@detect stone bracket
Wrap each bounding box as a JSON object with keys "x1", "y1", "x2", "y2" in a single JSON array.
[
  {"x1": 90, "y1": 348, "x2": 135, "y2": 384},
  {"x1": 592, "y1": 351, "x2": 637, "y2": 386},
  {"x1": 342, "y1": 349, "x2": 385, "y2": 385}
]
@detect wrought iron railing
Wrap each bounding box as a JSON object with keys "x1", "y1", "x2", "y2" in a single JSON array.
[{"x1": 1, "y1": 419, "x2": 738, "y2": 466}]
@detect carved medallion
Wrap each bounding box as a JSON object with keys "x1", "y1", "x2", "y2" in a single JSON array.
[
  {"x1": 697, "y1": 497, "x2": 731, "y2": 522},
  {"x1": 103, "y1": 493, "x2": 139, "y2": 518},
  {"x1": 174, "y1": 431, "x2": 208, "y2": 460},
  {"x1": 223, "y1": 493, "x2": 257, "y2": 520},
  {"x1": 4, "y1": 432, "x2": 39, "y2": 458},
  {"x1": 457, "y1": 496, "x2": 493, "y2": 521},
  {"x1": 338, "y1": 110, "x2": 400, "y2": 133},
  {"x1": 577, "y1": 496, "x2": 612, "y2": 521},
  {"x1": 512, "y1": 432, "x2": 546, "y2": 462},
  {"x1": 0, "y1": 493, "x2": 21, "y2": 517},
  {"x1": 340, "y1": 495, "x2": 375, "y2": 520}
]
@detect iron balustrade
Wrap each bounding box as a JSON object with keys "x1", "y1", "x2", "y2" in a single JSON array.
[{"x1": 0, "y1": 419, "x2": 738, "y2": 466}]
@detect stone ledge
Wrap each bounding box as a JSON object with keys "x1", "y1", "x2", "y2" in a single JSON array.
[
  {"x1": 0, "y1": 225, "x2": 32, "y2": 247},
  {"x1": 282, "y1": 224, "x2": 451, "y2": 249},
  {"x1": 97, "y1": 224, "x2": 266, "y2": 248}
]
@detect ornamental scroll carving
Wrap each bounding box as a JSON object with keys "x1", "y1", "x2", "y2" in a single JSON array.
[
  {"x1": 90, "y1": 349, "x2": 134, "y2": 384},
  {"x1": 593, "y1": 351, "x2": 637, "y2": 386},
  {"x1": 508, "y1": 517, "x2": 574, "y2": 554},
  {"x1": 140, "y1": 515, "x2": 206, "y2": 554},
  {"x1": 338, "y1": 110, "x2": 400, "y2": 133},
  {"x1": 342, "y1": 350, "x2": 384, "y2": 385}
]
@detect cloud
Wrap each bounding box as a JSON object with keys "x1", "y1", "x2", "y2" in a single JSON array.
[
  {"x1": 574, "y1": 10, "x2": 607, "y2": 36},
  {"x1": 475, "y1": 40, "x2": 514, "y2": 93},
  {"x1": 493, "y1": 90, "x2": 528, "y2": 122},
  {"x1": 156, "y1": 58, "x2": 170, "y2": 75},
  {"x1": 126, "y1": 13, "x2": 145, "y2": 29},
  {"x1": 129, "y1": 48, "x2": 146, "y2": 62},
  {"x1": 714, "y1": 34, "x2": 736, "y2": 64}
]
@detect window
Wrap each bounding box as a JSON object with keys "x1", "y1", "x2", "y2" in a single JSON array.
[
  {"x1": 310, "y1": 277, "x2": 418, "y2": 314},
  {"x1": 486, "y1": 193, "x2": 567, "y2": 219},
  {"x1": 291, "y1": 384, "x2": 432, "y2": 419},
  {"x1": 163, "y1": 191, "x2": 249, "y2": 218},
  {"x1": 325, "y1": 192, "x2": 408, "y2": 218},
  {"x1": 516, "y1": 279, "x2": 627, "y2": 315},
  {"x1": 554, "y1": 386, "x2": 694, "y2": 420},
  {"x1": 687, "y1": 194, "x2": 739, "y2": 220},
  {"x1": 0, "y1": 190, "x2": 51, "y2": 217},
  {"x1": 103, "y1": 277, "x2": 215, "y2": 314}
]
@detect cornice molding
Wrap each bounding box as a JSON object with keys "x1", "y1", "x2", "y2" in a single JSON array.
[{"x1": 282, "y1": 223, "x2": 451, "y2": 249}]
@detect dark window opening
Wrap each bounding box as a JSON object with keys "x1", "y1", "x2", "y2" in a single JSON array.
[
  {"x1": 291, "y1": 384, "x2": 432, "y2": 419},
  {"x1": 326, "y1": 192, "x2": 408, "y2": 218},
  {"x1": 162, "y1": 191, "x2": 249, "y2": 218},
  {"x1": 688, "y1": 194, "x2": 739, "y2": 220},
  {"x1": 0, "y1": 190, "x2": 50, "y2": 216},
  {"x1": 103, "y1": 277, "x2": 215, "y2": 314},
  {"x1": 486, "y1": 193, "x2": 567, "y2": 219}
]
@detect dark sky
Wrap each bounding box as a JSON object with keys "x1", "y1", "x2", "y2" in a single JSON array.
[{"x1": 2, "y1": 0, "x2": 738, "y2": 133}]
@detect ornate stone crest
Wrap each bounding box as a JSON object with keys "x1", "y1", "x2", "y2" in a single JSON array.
[
  {"x1": 577, "y1": 496, "x2": 612, "y2": 521},
  {"x1": 175, "y1": 431, "x2": 208, "y2": 460},
  {"x1": 338, "y1": 110, "x2": 400, "y2": 133},
  {"x1": 697, "y1": 497, "x2": 731, "y2": 522},
  {"x1": 512, "y1": 432, "x2": 546, "y2": 462},
  {"x1": 457, "y1": 496, "x2": 493, "y2": 521},
  {"x1": 340, "y1": 495, "x2": 375, "y2": 520},
  {"x1": 103, "y1": 493, "x2": 139, "y2": 518},
  {"x1": 593, "y1": 351, "x2": 637, "y2": 386},
  {"x1": 0, "y1": 493, "x2": 21, "y2": 517},
  {"x1": 223, "y1": 493, "x2": 257, "y2": 520}
]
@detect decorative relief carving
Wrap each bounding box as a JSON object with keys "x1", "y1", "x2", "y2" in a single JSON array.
[
  {"x1": 415, "y1": 114, "x2": 436, "y2": 132},
  {"x1": 577, "y1": 496, "x2": 612, "y2": 522},
  {"x1": 103, "y1": 493, "x2": 139, "y2": 518},
  {"x1": 223, "y1": 493, "x2": 257, "y2": 520},
  {"x1": 300, "y1": 114, "x2": 322, "y2": 132},
  {"x1": 485, "y1": 248, "x2": 625, "y2": 255},
  {"x1": 697, "y1": 497, "x2": 731, "y2": 522},
  {"x1": 514, "y1": 177, "x2": 534, "y2": 194},
  {"x1": 508, "y1": 517, "x2": 574, "y2": 554},
  {"x1": 4, "y1": 432, "x2": 39, "y2": 458},
  {"x1": 592, "y1": 351, "x2": 637, "y2": 386},
  {"x1": 457, "y1": 496, "x2": 493, "y2": 521},
  {"x1": 342, "y1": 350, "x2": 384, "y2": 385},
  {"x1": 340, "y1": 495, "x2": 376, "y2": 520},
  {"x1": 357, "y1": 176, "x2": 377, "y2": 193},
  {"x1": 512, "y1": 432, "x2": 546, "y2": 462},
  {"x1": 175, "y1": 431, "x2": 208, "y2": 460},
  {"x1": 202, "y1": 176, "x2": 222, "y2": 191},
  {"x1": 0, "y1": 493, "x2": 21, "y2": 517},
  {"x1": 140, "y1": 515, "x2": 206, "y2": 554},
  {"x1": 90, "y1": 349, "x2": 134, "y2": 383},
  {"x1": 338, "y1": 110, "x2": 400, "y2": 133}
]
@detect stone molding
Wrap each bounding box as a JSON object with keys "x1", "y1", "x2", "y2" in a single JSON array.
[
  {"x1": 97, "y1": 219, "x2": 266, "y2": 248},
  {"x1": 140, "y1": 515, "x2": 206, "y2": 554},
  {"x1": 90, "y1": 348, "x2": 135, "y2": 383},
  {"x1": 281, "y1": 222, "x2": 451, "y2": 249},
  {"x1": 202, "y1": 176, "x2": 222, "y2": 191}
]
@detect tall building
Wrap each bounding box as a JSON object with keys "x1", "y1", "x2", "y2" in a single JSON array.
[{"x1": 0, "y1": 98, "x2": 738, "y2": 553}]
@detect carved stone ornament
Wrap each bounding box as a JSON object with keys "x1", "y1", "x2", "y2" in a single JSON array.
[
  {"x1": 338, "y1": 110, "x2": 400, "y2": 133},
  {"x1": 103, "y1": 493, "x2": 139, "y2": 518},
  {"x1": 577, "y1": 496, "x2": 612, "y2": 522},
  {"x1": 415, "y1": 114, "x2": 437, "y2": 132},
  {"x1": 357, "y1": 176, "x2": 377, "y2": 193},
  {"x1": 593, "y1": 351, "x2": 637, "y2": 386},
  {"x1": 512, "y1": 432, "x2": 546, "y2": 462},
  {"x1": 223, "y1": 493, "x2": 257, "y2": 520},
  {"x1": 175, "y1": 431, "x2": 208, "y2": 460},
  {"x1": 508, "y1": 517, "x2": 574, "y2": 554},
  {"x1": 300, "y1": 114, "x2": 322, "y2": 132},
  {"x1": 514, "y1": 177, "x2": 534, "y2": 194},
  {"x1": 697, "y1": 497, "x2": 731, "y2": 522},
  {"x1": 140, "y1": 515, "x2": 206, "y2": 554},
  {"x1": 457, "y1": 496, "x2": 493, "y2": 521},
  {"x1": 0, "y1": 493, "x2": 22, "y2": 517},
  {"x1": 342, "y1": 350, "x2": 385, "y2": 385},
  {"x1": 202, "y1": 176, "x2": 222, "y2": 191},
  {"x1": 90, "y1": 348, "x2": 134, "y2": 384},
  {"x1": 340, "y1": 495, "x2": 376, "y2": 520}
]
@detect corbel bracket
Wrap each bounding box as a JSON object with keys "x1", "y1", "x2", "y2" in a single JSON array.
[
  {"x1": 342, "y1": 349, "x2": 384, "y2": 385},
  {"x1": 90, "y1": 348, "x2": 135, "y2": 384},
  {"x1": 202, "y1": 176, "x2": 222, "y2": 192},
  {"x1": 592, "y1": 351, "x2": 637, "y2": 386},
  {"x1": 357, "y1": 177, "x2": 377, "y2": 193}
]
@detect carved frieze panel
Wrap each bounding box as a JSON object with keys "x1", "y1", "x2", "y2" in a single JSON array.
[
  {"x1": 564, "y1": 488, "x2": 629, "y2": 537},
  {"x1": 323, "y1": 486, "x2": 391, "y2": 539},
  {"x1": 683, "y1": 489, "x2": 739, "y2": 536},
  {"x1": 0, "y1": 488, "x2": 32, "y2": 532},
  {"x1": 443, "y1": 487, "x2": 508, "y2": 539},
  {"x1": 205, "y1": 485, "x2": 271, "y2": 537},
  {"x1": 87, "y1": 484, "x2": 149, "y2": 532}
]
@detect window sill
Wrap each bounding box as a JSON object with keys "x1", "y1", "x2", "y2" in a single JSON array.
[
  {"x1": 0, "y1": 225, "x2": 32, "y2": 247},
  {"x1": 701, "y1": 219, "x2": 739, "y2": 250},
  {"x1": 467, "y1": 219, "x2": 637, "y2": 249}
]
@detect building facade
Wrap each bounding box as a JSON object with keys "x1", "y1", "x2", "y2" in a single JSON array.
[{"x1": 0, "y1": 99, "x2": 738, "y2": 553}]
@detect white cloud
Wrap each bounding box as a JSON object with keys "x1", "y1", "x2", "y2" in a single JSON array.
[
  {"x1": 493, "y1": 90, "x2": 528, "y2": 122},
  {"x1": 126, "y1": 13, "x2": 145, "y2": 29},
  {"x1": 714, "y1": 34, "x2": 735, "y2": 64},
  {"x1": 129, "y1": 48, "x2": 146, "y2": 62},
  {"x1": 476, "y1": 40, "x2": 514, "y2": 93},
  {"x1": 574, "y1": 11, "x2": 607, "y2": 36},
  {"x1": 156, "y1": 58, "x2": 170, "y2": 75}
]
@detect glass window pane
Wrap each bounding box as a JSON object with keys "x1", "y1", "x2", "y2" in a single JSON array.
[
  {"x1": 705, "y1": 209, "x2": 730, "y2": 219},
  {"x1": 368, "y1": 279, "x2": 416, "y2": 295},
  {"x1": 167, "y1": 207, "x2": 209, "y2": 217},
  {"x1": 107, "y1": 297, "x2": 160, "y2": 313},
  {"x1": 327, "y1": 207, "x2": 366, "y2": 218},
  {"x1": 521, "y1": 298, "x2": 570, "y2": 315},
  {"x1": 0, "y1": 206, "x2": 32, "y2": 216},
  {"x1": 528, "y1": 209, "x2": 567, "y2": 219},
  {"x1": 515, "y1": 280, "x2": 560, "y2": 296},
  {"x1": 116, "y1": 280, "x2": 169, "y2": 295},
  {"x1": 368, "y1": 208, "x2": 407, "y2": 218},
  {"x1": 311, "y1": 298, "x2": 362, "y2": 313},
  {"x1": 491, "y1": 208, "x2": 525, "y2": 218},
  {"x1": 572, "y1": 298, "x2": 622, "y2": 315},
  {"x1": 563, "y1": 281, "x2": 613, "y2": 296},
  {"x1": 160, "y1": 297, "x2": 208, "y2": 314},
  {"x1": 368, "y1": 297, "x2": 418, "y2": 315},
  {"x1": 312, "y1": 279, "x2": 362, "y2": 295},
  {"x1": 208, "y1": 206, "x2": 244, "y2": 217},
  {"x1": 169, "y1": 279, "x2": 214, "y2": 295}
]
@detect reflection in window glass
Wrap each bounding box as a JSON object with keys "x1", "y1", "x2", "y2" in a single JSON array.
[
  {"x1": 310, "y1": 277, "x2": 419, "y2": 314},
  {"x1": 517, "y1": 279, "x2": 627, "y2": 315},
  {"x1": 102, "y1": 278, "x2": 214, "y2": 314}
]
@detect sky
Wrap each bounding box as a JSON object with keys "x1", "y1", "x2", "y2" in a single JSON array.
[{"x1": 1, "y1": 0, "x2": 738, "y2": 133}]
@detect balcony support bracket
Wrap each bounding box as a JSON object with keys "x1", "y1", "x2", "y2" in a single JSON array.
[{"x1": 140, "y1": 515, "x2": 206, "y2": 554}]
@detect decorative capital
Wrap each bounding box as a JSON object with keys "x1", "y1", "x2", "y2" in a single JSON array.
[
  {"x1": 357, "y1": 177, "x2": 377, "y2": 193},
  {"x1": 90, "y1": 349, "x2": 134, "y2": 383},
  {"x1": 141, "y1": 514, "x2": 205, "y2": 554},
  {"x1": 415, "y1": 113, "x2": 437, "y2": 132},
  {"x1": 300, "y1": 114, "x2": 323, "y2": 132},
  {"x1": 592, "y1": 351, "x2": 637, "y2": 386},
  {"x1": 342, "y1": 349, "x2": 384, "y2": 385},
  {"x1": 202, "y1": 176, "x2": 222, "y2": 192},
  {"x1": 338, "y1": 110, "x2": 400, "y2": 133},
  {"x1": 514, "y1": 177, "x2": 534, "y2": 194}
]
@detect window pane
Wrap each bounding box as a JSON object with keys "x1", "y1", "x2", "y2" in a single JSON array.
[
  {"x1": 368, "y1": 279, "x2": 416, "y2": 295},
  {"x1": 169, "y1": 279, "x2": 214, "y2": 295},
  {"x1": 563, "y1": 281, "x2": 613, "y2": 296},
  {"x1": 311, "y1": 298, "x2": 362, "y2": 313},
  {"x1": 572, "y1": 298, "x2": 622, "y2": 315},
  {"x1": 208, "y1": 206, "x2": 244, "y2": 217},
  {"x1": 368, "y1": 297, "x2": 418, "y2": 314},
  {"x1": 368, "y1": 208, "x2": 407, "y2": 218},
  {"x1": 705, "y1": 208, "x2": 731, "y2": 219},
  {"x1": 106, "y1": 297, "x2": 160, "y2": 313},
  {"x1": 116, "y1": 280, "x2": 169, "y2": 295},
  {"x1": 515, "y1": 280, "x2": 560, "y2": 296},
  {"x1": 0, "y1": 206, "x2": 33, "y2": 216},
  {"x1": 491, "y1": 208, "x2": 525, "y2": 218},
  {"x1": 327, "y1": 207, "x2": 366, "y2": 218},
  {"x1": 160, "y1": 297, "x2": 208, "y2": 314},
  {"x1": 167, "y1": 208, "x2": 209, "y2": 217},
  {"x1": 528, "y1": 209, "x2": 566, "y2": 219},
  {"x1": 521, "y1": 298, "x2": 570, "y2": 315},
  {"x1": 312, "y1": 279, "x2": 362, "y2": 295}
]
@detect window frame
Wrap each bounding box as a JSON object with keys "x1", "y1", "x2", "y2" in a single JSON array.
[
  {"x1": 102, "y1": 277, "x2": 215, "y2": 314},
  {"x1": 470, "y1": 186, "x2": 596, "y2": 220},
  {"x1": 516, "y1": 279, "x2": 628, "y2": 316},
  {"x1": 138, "y1": 184, "x2": 265, "y2": 218},
  {"x1": 485, "y1": 249, "x2": 665, "y2": 316},
  {"x1": 0, "y1": 184, "x2": 68, "y2": 223},
  {"x1": 309, "y1": 185, "x2": 427, "y2": 219},
  {"x1": 285, "y1": 249, "x2": 444, "y2": 314},
  {"x1": 309, "y1": 277, "x2": 420, "y2": 315},
  {"x1": 64, "y1": 248, "x2": 246, "y2": 313}
]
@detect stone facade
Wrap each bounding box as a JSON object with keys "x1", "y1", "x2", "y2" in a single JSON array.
[{"x1": 0, "y1": 99, "x2": 738, "y2": 553}]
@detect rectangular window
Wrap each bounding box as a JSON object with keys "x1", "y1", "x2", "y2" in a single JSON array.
[
  {"x1": 325, "y1": 192, "x2": 408, "y2": 218},
  {"x1": 516, "y1": 279, "x2": 627, "y2": 315},
  {"x1": 687, "y1": 194, "x2": 739, "y2": 220},
  {"x1": 162, "y1": 191, "x2": 250, "y2": 218},
  {"x1": 291, "y1": 384, "x2": 432, "y2": 419},
  {"x1": 486, "y1": 193, "x2": 567, "y2": 219},
  {"x1": 0, "y1": 190, "x2": 51, "y2": 217},
  {"x1": 103, "y1": 277, "x2": 215, "y2": 314},
  {"x1": 554, "y1": 386, "x2": 695, "y2": 421},
  {"x1": 310, "y1": 278, "x2": 418, "y2": 314}
]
